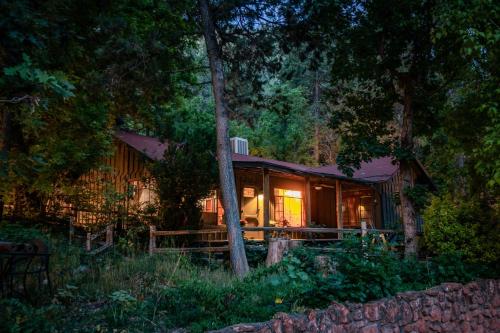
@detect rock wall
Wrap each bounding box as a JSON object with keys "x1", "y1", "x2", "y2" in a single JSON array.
[{"x1": 211, "y1": 279, "x2": 500, "y2": 333}]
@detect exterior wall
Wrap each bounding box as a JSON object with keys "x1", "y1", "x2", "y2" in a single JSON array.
[
  {"x1": 226, "y1": 168, "x2": 383, "y2": 234},
  {"x1": 74, "y1": 139, "x2": 157, "y2": 226},
  {"x1": 211, "y1": 279, "x2": 500, "y2": 333},
  {"x1": 311, "y1": 185, "x2": 337, "y2": 228},
  {"x1": 377, "y1": 170, "x2": 424, "y2": 233}
]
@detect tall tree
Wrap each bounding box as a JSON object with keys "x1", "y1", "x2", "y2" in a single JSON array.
[
  {"x1": 0, "y1": 0, "x2": 196, "y2": 219},
  {"x1": 329, "y1": 0, "x2": 441, "y2": 257},
  {"x1": 283, "y1": 0, "x2": 455, "y2": 256},
  {"x1": 199, "y1": 0, "x2": 249, "y2": 277}
]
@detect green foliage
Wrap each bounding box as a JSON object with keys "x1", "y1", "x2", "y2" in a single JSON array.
[
  {"x1": 323, "y1": 237, "x2": 403, "y2": 303},
  {"x1": 423, "y1": 195, "x2": 500, "y2": 264},
  {"x1": 271, "y1": 238, "x2": 404, "y2": 305},
  {"x1": 0, "y1": 0, "x2": 197, "y2": 219},
  {"x1": 0, "y1": 221, "x2": 47, "y2": 243},
  {"x1": 108, "y1": 290, "x2": 138, "y2": 325},
  {"x1": 152, "y1": 98, "x2": 217, "y2": 230},
  {"x1": 260, "y1": 235, "x2": 497, "y2": 308},
  {"x1": 230, "y1": 82, "x2": 315, "y2": 165},
  {"x1": 3, "y1": 54, "x2": 75, "y2": 98},
  {"x1": 403, "y1": 184, "x2": 430, "y2": 212},
  {"x1": 0, "y1": 223, "x2": 497, "y2": 333},
  {"x1": 0, "y1": 298, "x2": 62, "y2": 333}
]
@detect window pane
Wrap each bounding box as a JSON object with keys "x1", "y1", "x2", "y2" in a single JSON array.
[{"x1": 273, "y1": 188, "x2": 303, "y2": 227}]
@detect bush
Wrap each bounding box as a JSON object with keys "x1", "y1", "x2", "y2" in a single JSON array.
[
  {"x1": 269, "y1": 237, "x2": 405, "y2": 305},
  {"x1": 423, "y1": 195, "x2": 500, "y2": 264},
  {"x1": 0, "y1": 223, "x2": 497, "y2": 333},
  {"x1": 0, "y1": 222, "x2": 47, "y2": 243},
  {"x1": 0, "y1": 299, "x2": 63, "y2": 333}
]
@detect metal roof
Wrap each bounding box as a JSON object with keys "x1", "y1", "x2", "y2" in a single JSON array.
[
  {"x1": 114, "y1": 131, "x2": 168, "y2": 161},
  {"x1": 232, "y1": 153, "x2": 398, "y2": 183},
  {"x1": 115, "y1": 131, "x2": 428, "y2": 185}
]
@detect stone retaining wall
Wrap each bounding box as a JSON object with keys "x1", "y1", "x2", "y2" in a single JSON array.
[{"x1": 211, "y1": 279, "x2": 500, "y2": 333}]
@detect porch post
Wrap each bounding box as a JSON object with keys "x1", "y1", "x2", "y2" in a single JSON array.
[
  {"x1": 336, "y1": 179, "x2": 343, "y2": 239},
  {"x1": 305, "y1": 177, "x2": 311, "y2": 226},
  {"x1": 263, "y1": 168, "x2": 270, "y2": 239}
]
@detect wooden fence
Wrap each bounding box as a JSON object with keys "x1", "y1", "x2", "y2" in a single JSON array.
[
  {"x1": 149, "y1": 226, "x2": 228, "y2": 254},
  {"x1": 148, "y1": 223, "x2": 395, "y2": 254},
  {"x1": 85, "y1": 225, "x2": 114, "y2": 255}
]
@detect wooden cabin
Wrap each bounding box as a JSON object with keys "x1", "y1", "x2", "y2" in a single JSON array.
[
  {"x1": 71, "y1": 131, "x2": 164, "y2": 226},
  {"x1": 201, "y1": 139, "x2": 433, "y2": 240},
  {"x1": 72, "y1": 132, "x2": 433, "y2": 236}
]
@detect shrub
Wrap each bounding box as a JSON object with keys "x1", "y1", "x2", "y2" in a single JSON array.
[
  {"x1": 0, "y1": 298, "x2": 63, "y2": 333},
  {"x1": 0, "y1": 222, "x2": 47, "y2": 243},
  {"x1": 273, "y1": 236, "x2": 405, "y2": 304},
  {"x1": 0, "y1": 223, "x2": 497, "y2": 333},
  {"x1": 423, "y1": 195, "x2": 500, "y2": 264}
]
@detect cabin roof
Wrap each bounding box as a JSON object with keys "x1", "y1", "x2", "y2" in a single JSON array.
[
  {"x1": 312, "y1": 157, "x2": 398, "y2": 182},
  {"x1": 114, "y1": 131, "x2": 431, "y2": 186},
  {"x1": 115, "y1": 131, "x2": 168, "y2": 161},
  {"x1": 232, "y1": 154, "x2": 398, "y2": 183}
]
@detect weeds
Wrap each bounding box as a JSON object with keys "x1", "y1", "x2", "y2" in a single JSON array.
[{"x1": 0, "y1": 223, "x2": 497, "y2": 333}]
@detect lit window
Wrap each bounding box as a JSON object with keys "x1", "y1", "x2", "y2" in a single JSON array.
[
  {"x1": 274, "y1": 188, "x2": 303, "y2": 227},
  {"x1": 201, "y1": 192, "x2": 217, "y2": 213},
  {"x1": 243, "y1": 187, "x2": 255, "y2": 198},
  {"x1": 342, "y1": 194, "x2": 374, "y2": 227}
]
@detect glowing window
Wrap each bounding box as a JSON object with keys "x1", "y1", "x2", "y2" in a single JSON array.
[
  {"x1": 243, "y1": 187, "x2": 255, "y2": 198},
  {"x1": 273, "y1": 188, "x2": 303, "y2": 227},
  {"x1": 274, "y1": 189, "x2": 302, "y2": 199},
  {"x1": 201, "y1": 192, "x2": 217, "y2": 213}
]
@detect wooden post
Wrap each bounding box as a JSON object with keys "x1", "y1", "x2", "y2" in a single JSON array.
[
  {"x1": 336, "y1": 180, "x2": 343, "y2": 239},
  {"x1": 69, "y1": 216, "x2": 75, "y2": 244},
  {"x1": 263, "y1": 168, "x2": 270, "y2": 239},
  {"x1": 361, "y1": 221, "x2": 367, "y2": 251},
  {"x1": 361, "y1": 221, "x2": 367, "y2": 237},
  {"x1": 266, "y1": 238, "x2": 289, "y2": 266},
  {"x1": 149, "y1": 225, "x2": 156, "y2": 255},
  {"x1": 86, "y1": 232, "x2": 91, "y2": 252},
  {"x1": 305, "y1": 177, "x2": 311, "y2": 226},
  {"x1": 106, "y1": 225, "x2": 113, "y2": 246}
]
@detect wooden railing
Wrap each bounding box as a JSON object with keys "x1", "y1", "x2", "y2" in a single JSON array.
[
  {"x1": 148, "y1": 224, "x2": 395, "y2": 254},
  {"x1": 86, "y1": 225, "x2": 114, "y2": 254},
  {"x1": 148, "y1": 226, "x2": 228, "y2": 254}
]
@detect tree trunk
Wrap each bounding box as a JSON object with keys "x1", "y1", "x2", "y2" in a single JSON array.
[
  {"x1": 399, "y1": 80, "x2": 418, "y2": 257},
  {"x1": 0, "y1": 107, "x2": 14, "y2": 221},
  {"x1": 199, "y1": 0, "x2": 249, "y2": 277},
  {"x1": 266, "y1": 238, "x2": 290, "y2": 266},
  {"x1": 313, "y1": 71, "x2": 321, "y2": 164}
]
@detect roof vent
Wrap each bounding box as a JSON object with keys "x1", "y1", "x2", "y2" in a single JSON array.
[{"x1": 230, "y1": 137, "x2": 249, "y2": 155}]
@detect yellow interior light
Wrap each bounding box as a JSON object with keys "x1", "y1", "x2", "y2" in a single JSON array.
[{"x1": 283, "y1": 190, "x2": 302, "y2": 198}]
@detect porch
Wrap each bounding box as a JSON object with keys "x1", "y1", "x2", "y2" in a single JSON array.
[
  {"x1": 200, "y1": 167, "x2": 384, "y2": 241},
  {"x1": 148, "y1": 225, "x2": 396, "y2": 254}
]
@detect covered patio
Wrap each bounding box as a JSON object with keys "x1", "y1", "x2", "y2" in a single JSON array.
[{"x1": 200, "y1": 154, "x2": 388, "y2": 241}]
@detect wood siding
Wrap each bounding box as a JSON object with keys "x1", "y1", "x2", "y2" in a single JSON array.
[
  {"x1": 74, "y1": 139, "x2": 157, "y2": 226},
  {"x1": 376, "y1": 169, "x2": 424, "y2": 233}
]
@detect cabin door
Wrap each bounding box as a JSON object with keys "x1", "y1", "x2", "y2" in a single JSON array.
[
  {"x1": 241, "y1": 187, "x2": 263, "y2": 239},
  {"x1": 241, "y1": 187, "x2": 259, "y2": 226}
]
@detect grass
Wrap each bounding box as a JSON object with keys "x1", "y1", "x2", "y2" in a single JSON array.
[
  {"x1": 0, "y1": 221, "x2": 271, "y2": 332},
  {"x1": 0, "y1": 221, "x2": 497, "y2": 333}
]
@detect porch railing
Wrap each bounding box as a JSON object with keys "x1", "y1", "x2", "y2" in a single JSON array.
[
  {"x1": 148, "y1": 224, "x2": 396, "y2": 254},
  {"x1": 148, "y1": 226, "x2": 228, "y2": 254},
  {"x1": 85, "y1": 225, "x2": 114, "y2": 255}
]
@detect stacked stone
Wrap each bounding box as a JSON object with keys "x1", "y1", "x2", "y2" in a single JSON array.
[{"x1": 211, "y1": 279, "x2": 500, "y2": 333}]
